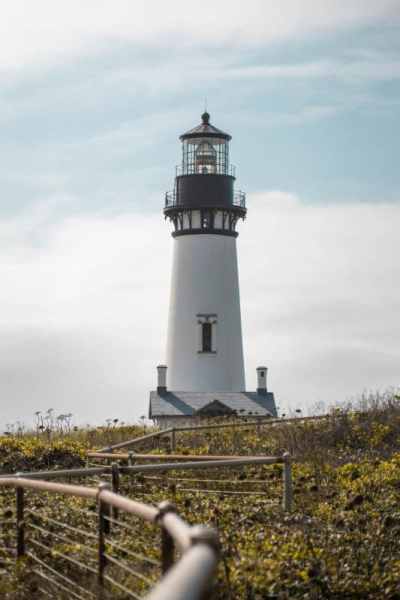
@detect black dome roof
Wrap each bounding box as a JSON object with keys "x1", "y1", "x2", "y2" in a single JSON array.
[{"x1": 180, "y1": 112, "x2": 231, "y2": 141}]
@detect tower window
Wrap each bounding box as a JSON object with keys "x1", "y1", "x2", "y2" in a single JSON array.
[
  {"x1": 202, "y1": 322, "x2": 212, "y2": 352},
  {"x1": 201, "y1": 210, "x2": 214, "y2": 229},
  {"x1": 197, "y1": 313, "x2": 217, "y2": 354}
]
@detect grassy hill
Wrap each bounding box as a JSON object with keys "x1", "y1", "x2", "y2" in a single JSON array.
[{"x1": 0, "y1": 392, "x2": 399, "y2": 598}]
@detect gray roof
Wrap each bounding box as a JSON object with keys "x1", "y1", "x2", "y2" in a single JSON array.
[
  {"x1": 149, "y1": 391, "x2": 277, "y2": 419},
  {"x1": 180, "y1": 112, "x2": 231, "y2": 141}
]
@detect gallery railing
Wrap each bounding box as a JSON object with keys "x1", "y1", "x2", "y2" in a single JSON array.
[
  {"x1": 164, "y1": 189, "x2": 246, "y2": 209},
  {"x1": 175, "y1": 164, "x2": 236, "y2": 177}
]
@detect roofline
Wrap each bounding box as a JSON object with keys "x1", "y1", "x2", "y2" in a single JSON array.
[
  {"x1": 179, "y1": 131, "x2": 231, "y2": 142},
  {"x1": 150, "y1": 411, "x2": 275, "y2": 418}
]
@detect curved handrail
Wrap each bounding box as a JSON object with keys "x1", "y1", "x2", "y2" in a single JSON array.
[
  {"x1": 0, "y1": 477, "x2": 98, "y2": 499},
  {"x1": 161, "y1": 511, "x2": 193, "y2": 553},
  {"x1": 146, "y1": 544, "x2": 217, "y2": 600},
  {"x1": 0, "y1": 476, "x2": 219, "y2": 600}
]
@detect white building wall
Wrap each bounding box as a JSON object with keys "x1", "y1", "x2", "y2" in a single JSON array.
[{"x1": 166, "y1": 233, "x2": 245, "y2": 391}]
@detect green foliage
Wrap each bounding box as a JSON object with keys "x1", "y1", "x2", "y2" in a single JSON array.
[
  {"x1": 1, "y1": 392, "x2": 400, "y2": 598},
  {"x1": 0, "y1": 437, "x2": 86, "y2": 472},
  {"x1": 0, "y1": 423, "x2": 146, "y2": 473},
  {"x1": 212, "y1": 453, "x2": 400, "y2": 598}
]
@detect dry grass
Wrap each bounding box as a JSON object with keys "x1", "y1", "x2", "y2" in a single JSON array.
[{"x1": 0, "y1": 390, "x2": 399, "y2": 598}]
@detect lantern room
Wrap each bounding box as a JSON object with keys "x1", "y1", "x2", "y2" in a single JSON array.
[
  {"x1": 164, "y1": 112, "x2": 246, "y2": 229},
  {"x1": 179, "y1": 112, "x2": 233, "y2": 176}
]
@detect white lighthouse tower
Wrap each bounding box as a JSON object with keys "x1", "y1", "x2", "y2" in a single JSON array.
[
  {"x1": 149, "y1": 112, "x2": 277, "y2": 427},
  {"x1": 166, "y1": 112, "x2": 246, "y2": 392}
]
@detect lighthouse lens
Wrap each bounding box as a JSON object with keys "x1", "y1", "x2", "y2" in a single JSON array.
[{"x1": 195, "y1": 142, "x2": 217, "y2": 174}]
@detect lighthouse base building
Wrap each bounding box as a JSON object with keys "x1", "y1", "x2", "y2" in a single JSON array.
[
  {"x1": 148, "y1": 112, "x2": 277, "y2": 428},
  {"x1": 149, "y1": 368, "x2": 277, "y2": 429}
]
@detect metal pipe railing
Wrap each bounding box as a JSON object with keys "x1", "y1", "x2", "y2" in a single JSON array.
[
  {"x1": 99, "y1": 488, "x2": 158, "y2": 523},
  {"x1": 98, "y1": 413, "x2": 327, "y2": 453},
  {"x1": 2, "y1": 453, "x2": 293, "y2": 512},
  {"x1": 1, "y1": 476, "x2": 98, "y2": 499},
  {"x1": 161, "y1": 511, "x2": 193, "y2": 554},
  {"x1": 0, "y1": 466, "x2": 107, "y2": 480},
  {"x1": 117, "y1": 455, "x2": 293, "y2": 509},
  {"x1": 0, "y1": 452, "x2": 294, "y2": 596},
  {"x1": 98, "y1": 428, "x2": 174, "y2": 453},
  {"x1": 88, "y1": 451, "x2": 268, "y2": 461},
  {"x1": 146, "y1": 543, "x2": 218, "y2": 600},
  {"x1": 0, "y1": 477, "x2": 219, "y2": 600},
  {"x1": 169, "y1": 413, "x2": 324, "y2": 432},
  {"x1": 119, "y1": 456, "x2": 284, "y2": 472}
]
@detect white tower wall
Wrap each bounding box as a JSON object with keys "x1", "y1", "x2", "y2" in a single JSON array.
[{"x1": 166, "y1": 232, "x2": 245, "y2": 391}]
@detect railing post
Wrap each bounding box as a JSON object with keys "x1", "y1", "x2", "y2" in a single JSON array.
[
  {"x1": 157, "y1": 501, "x2": 176, "y2": 575},
  {"x1": 170, "y1": 428, "x2": 176, "y2": 453},
  {"x1": 169, "y1": 480, "x2": 177, "y2": 502},
  {"x1": 128, "y1": 451, "x2": 134, "y2": 467},
  {"x1": 98, "y1": 482, "x2": 111, "y2": 596},
  {"x1": 111, "y1": 463, "x2": 120, "y2": 521},
  {"x1": 16, "y1": 481, "x2": 25, "y2": 559},
  {"x1": 282, "y1": 452, "x2": 293, "y2": 512}
]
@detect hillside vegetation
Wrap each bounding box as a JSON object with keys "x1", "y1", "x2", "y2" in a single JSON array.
[{"x1": 0, "y1": 392, "x2": 399, "y2": 599}]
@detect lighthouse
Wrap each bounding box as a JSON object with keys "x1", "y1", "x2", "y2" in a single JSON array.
[{"x1": 149, "y1": 112, "x2": 277, "y2": 427}]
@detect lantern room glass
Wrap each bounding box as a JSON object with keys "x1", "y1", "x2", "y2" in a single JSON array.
[{"x1": 182, "y1": 137, "x2": 230, "y2": 175}]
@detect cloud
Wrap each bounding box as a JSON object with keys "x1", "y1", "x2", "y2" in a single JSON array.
[
  {"x1": 0, "y1": 202, "x2": 171, "y2": 427},
  {"x1": 0, "y1": 192, "x2": 399, "y2": 427},
  {"x1": 0, "y1": 1, "x2": 399, "y2": 70},
  {"x1": 223, "y1": 56, "x2": 400, "y2": 84},
  {"x1": 2, "y1": 26, "x2": 399, "y2": 221},
  {"x1": 241, "y1": 192, "x2": 400, "y2": 411}
]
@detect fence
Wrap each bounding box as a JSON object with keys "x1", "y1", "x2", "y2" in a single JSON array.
[
  {"x1": 0, "y1": 448, "x2": 293, "y2": 597},
  {"x1": 0, "y1": 476, "x2": 219, "y2": 600},
  {"x1": 113, "y1": 454, "x2": 293, "y2": 512},
  {"x1": 88, "y1": 452, "x2": 270, "y2": 461},
  {"x1": 14, "y1": 453, "x2": 293, "y2": 511},
  {"x1": 97, "y1": 414, "x2": 326, "y2": 454}
]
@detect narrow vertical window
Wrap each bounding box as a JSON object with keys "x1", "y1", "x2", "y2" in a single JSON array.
[
  {"x1": 202, "y1": 322, "x2": 212, "y2": 352},
  {"x1": 197, "y1": 314, "x2": 217, "y2": 354},
  {"x1": 201, "y1": 210, "x2": 214, "y2": 230}
]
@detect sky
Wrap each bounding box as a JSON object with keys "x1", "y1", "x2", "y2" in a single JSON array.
[{"x1": 1, "y1": 1, "x2": 399, "y2": 429}]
